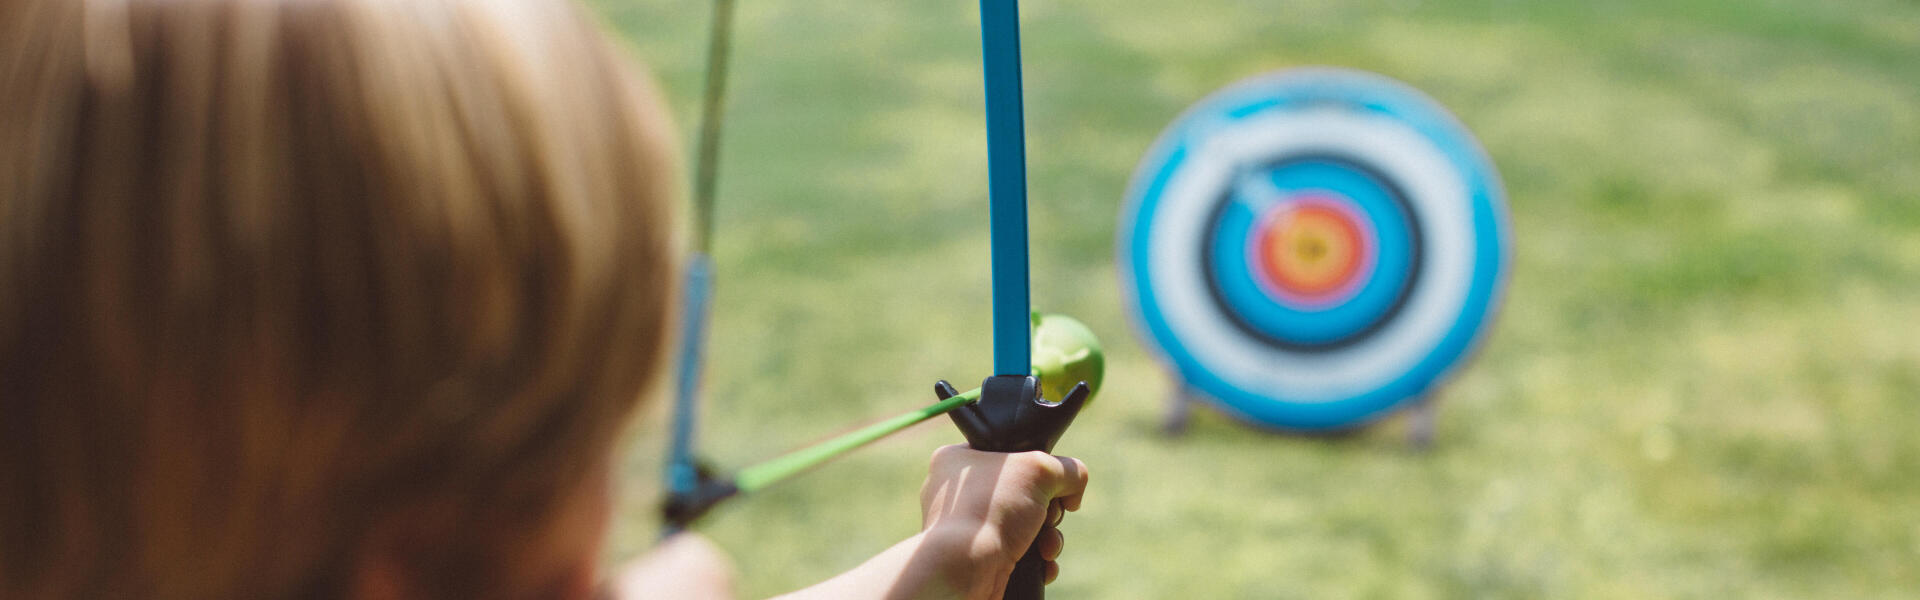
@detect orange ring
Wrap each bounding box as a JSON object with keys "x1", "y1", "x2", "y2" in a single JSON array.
[{"x1": 1256, "y1": 203, "x2": 1364, "y2": 299}]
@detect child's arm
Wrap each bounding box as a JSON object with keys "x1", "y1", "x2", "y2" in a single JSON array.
[
  {"x1": 615, "y1": 533, "x2": 738, "y2": 599},
  {"x1": 775, "y1": 445, "x2": 1090, "y2": 600},
  {"x1": 614, "y1": 445, "x2": 1087, "y2": 600}
]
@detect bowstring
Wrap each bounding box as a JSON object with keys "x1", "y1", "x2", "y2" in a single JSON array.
[
  {"x1": 690, "y1": 0, "x2": 735, "y2": 255},
  {"x1": 664, "y1": 0, "x2": 737, "y2": 531},
  {"x1": 661, "y1": 0, "x2": 1043, "y2": 532}
]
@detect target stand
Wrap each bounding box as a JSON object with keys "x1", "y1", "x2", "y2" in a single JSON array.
[{"x1": 1119, "y1": 68, "x2": 1509, "y2": 442}]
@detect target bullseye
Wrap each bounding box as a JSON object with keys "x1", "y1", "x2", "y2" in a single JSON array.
[
  {"x1": 1119, "y1": 68, "x2": 1510, "y2": 431},
  {"x1": 1252, "y1": 195, "x2": 1372, "y2": 306}
]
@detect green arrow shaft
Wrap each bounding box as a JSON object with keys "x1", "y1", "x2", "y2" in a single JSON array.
[{"x1": 733, "y1": 387, "x2": 980, "y2": 493}]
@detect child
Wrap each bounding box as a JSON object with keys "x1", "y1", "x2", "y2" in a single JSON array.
[{"x1": 0, "y1": 0, "x2": 1088, "y2": 598}]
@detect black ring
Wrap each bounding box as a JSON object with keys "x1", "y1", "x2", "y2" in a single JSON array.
[{"x1": 1198, "y1": 153, "x2": 1425, "y2": 353}]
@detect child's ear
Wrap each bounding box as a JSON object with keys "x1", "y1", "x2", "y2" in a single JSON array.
[
  {"x1": 347, "y1": 465, "x2": 617, "y2": 600},
  {"x1": 346, "y1": 501, "x2": 462, "y2": 600},
  {"x1": 348, "y1": 551, "x2": 415, "y2": 600},
  {"x1": 347, "y1": 511, "x2": 437, "y2": 600}
]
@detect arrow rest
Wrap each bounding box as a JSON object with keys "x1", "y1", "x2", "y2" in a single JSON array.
[
  {"x1": 660, "y1": 459, "x2": 739, "y2": 534},
  {"x1": 938, "y1": 377, "x2": 1088, "y2": 454}
]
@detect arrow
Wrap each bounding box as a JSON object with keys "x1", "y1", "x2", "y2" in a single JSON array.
[{"x1": 663, "y1": 387, "x2": 980, "y2": 528}]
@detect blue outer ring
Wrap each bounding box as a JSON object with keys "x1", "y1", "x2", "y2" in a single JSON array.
[{"x1": 1118, "y1": 68, "x2": 1511, "y2": 431}]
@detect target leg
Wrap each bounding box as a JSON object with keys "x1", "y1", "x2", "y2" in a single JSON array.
[
  {"x1": 1405, "y1": 395, "x2": 1438, "y2": 449},
  {"x1": 1160, "y1": 382, "x2": 1195, "y2": 437}
]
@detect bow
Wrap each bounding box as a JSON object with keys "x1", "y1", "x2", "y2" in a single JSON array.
[{"x1": 659, "y1": 2, "x2": 1097, "y2": 597}]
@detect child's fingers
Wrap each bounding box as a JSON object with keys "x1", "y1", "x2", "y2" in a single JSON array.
[
  {"x1": 1047, "y1": 500, "x2": 1064, "y2": 528},
  {"x1": 1037, "y1": 526, "x2": 1065, "y2": 561},
  {"x1": 928, "y1": 443, "x2": 971, "y2": 462},
  {"x1": 1017, "y1": 452, "x2": 1088, "y2": 507},
  {"x1": 1051, "y1": 455, "x2": 1088, "y2": 512},
  {"x1": 927, "y1": 447, "x2": 1089, "y2": 514},
  {"x1": 1044, "y1": 560, "x2": 1060, "y2": 584}
]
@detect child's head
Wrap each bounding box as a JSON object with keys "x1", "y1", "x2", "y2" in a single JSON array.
[{"x1": 1, "y1": 0, "x2": 679, "y2": 597}]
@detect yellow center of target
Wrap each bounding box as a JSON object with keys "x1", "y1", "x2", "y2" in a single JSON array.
[{"x1": 1257, "y1": 204, "x2": 1363, "y2": 298}]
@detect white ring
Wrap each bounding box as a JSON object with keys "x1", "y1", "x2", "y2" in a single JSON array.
[{"x1": 1143, "y1": 107, "x2": 1473, "y2": 402}]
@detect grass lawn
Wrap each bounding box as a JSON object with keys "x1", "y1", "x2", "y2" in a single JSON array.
[{"x1": 591, "y1": 0, "x2": 1920, "y2": 597}]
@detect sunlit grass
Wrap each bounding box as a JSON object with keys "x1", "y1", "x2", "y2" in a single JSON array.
[{"x1": 595, "y1": 0, "x2": 1920, "y2": 596}]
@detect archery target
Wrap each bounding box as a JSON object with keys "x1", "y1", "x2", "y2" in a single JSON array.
[{"x1": 1119, "y1": 68, "x2": 1510, "y2": 431}]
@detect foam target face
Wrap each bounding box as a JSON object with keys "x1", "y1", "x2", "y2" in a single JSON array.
[{"x1": 1119, "y1": 68, "x2": 1510, "y2": 431}]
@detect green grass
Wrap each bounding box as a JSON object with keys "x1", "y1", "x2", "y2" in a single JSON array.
[{"x1": 592, "y1": 0, "x2": 1920, "y2": 596}]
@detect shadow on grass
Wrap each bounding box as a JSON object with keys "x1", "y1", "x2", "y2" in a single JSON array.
[{"x1": 1132, "y1": 400, "x2": 1452, "y2": 455}]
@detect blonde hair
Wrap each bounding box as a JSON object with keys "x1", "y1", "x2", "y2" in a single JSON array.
[{"x1": 0, "y1": 0, "x2": 679, "y2": 597}]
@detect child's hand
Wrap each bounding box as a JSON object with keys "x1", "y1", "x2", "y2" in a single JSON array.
[
  {"x1": 917, "y1": 444, "x2": 1090, "y2": 596},
  {"x1": 768, "y1": 446, "x2": 1089, "y2": 600}
]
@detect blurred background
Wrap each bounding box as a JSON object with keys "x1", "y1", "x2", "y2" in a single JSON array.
[{"x1": 594, "y1": 0, "x2": 1920, "y2": 597}]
